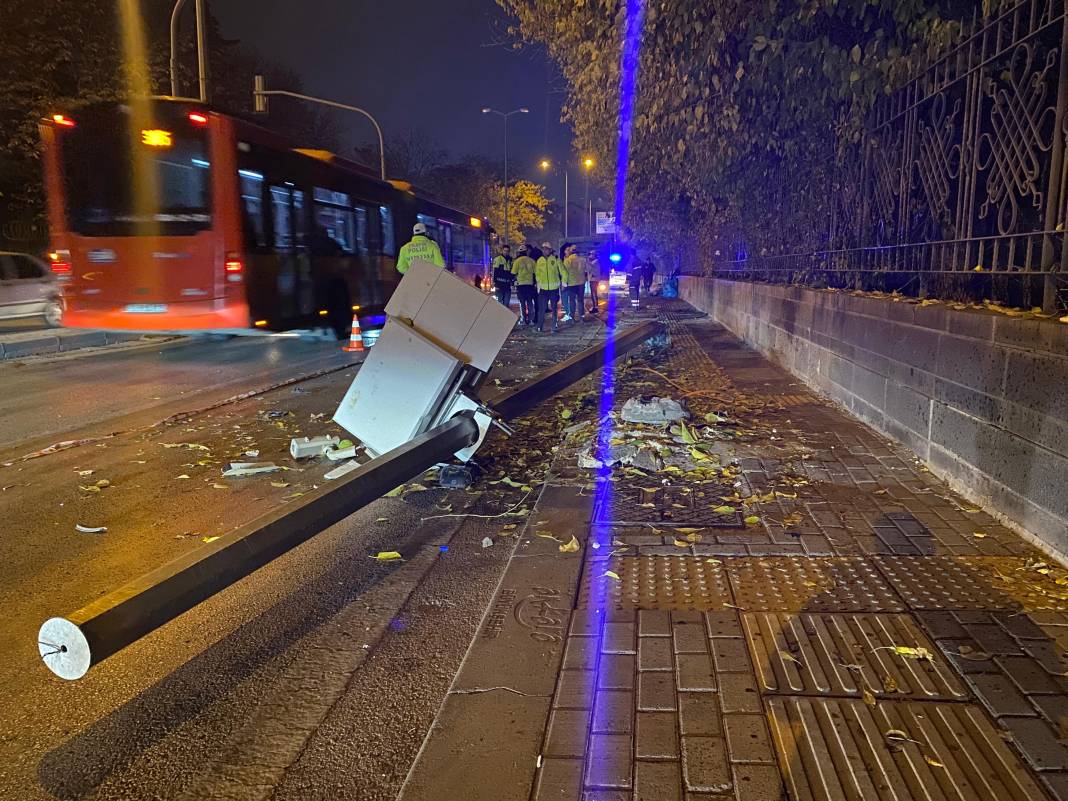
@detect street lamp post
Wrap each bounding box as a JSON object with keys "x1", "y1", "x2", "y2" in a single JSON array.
[
  {"x1": 540, "y1": 157, "x2": 594, "y2": 241},
  {"x1": 169, "y1": 0, "x2": 209, "y2": 101},
  {"x1": 482, "y1": 107, "x2": 528, "y2": 244},
  {"x1": 583, "y1": 157, "x2": 595, "y2": 237},
  {"x1": 253, "y1": 78, "x2": 386, "y2": 181}
]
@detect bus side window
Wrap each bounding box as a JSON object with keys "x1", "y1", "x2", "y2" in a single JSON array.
[
  {"x1": 240, "y1": 172, "x2": 266, "y2": 249},
  {"x1": 354, "y1": 206, "x2": 369, "y2": 255},
  {"x1": 453, "y1": 227, "x2": 466, "y2": 264},
  {"x1": 292, "y1": 188, "x2": 307, "y2": 249},
  {"x1": 442, "y1": 223, "x2": 453, "y2": 269},
  {"x1": 379, "y1": 206, "x2": 395, "y2": 255},
  {"x1": 270, "y1": 185, "x2": 292, "y2": 250}
]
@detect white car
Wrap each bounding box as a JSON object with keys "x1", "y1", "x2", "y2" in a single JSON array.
[
  {"x1": 608, "y1": 269, "x2": 628, "y2": 289},
  {"x1": 0, "y1": 252, "x2": 63, "y2": 327}
]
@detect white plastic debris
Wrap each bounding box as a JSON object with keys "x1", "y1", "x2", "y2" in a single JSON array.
[
  {"x1": 326, "y1": 445, "x2": 358, "y2": 462},
  {"x1": 290, "y1": 435, "x2": 341, "y2": 459},
  {"x1": 481, "y1": 536, "x2": 494, "y2": 548},
  {"x1": 221, "y1": 461, "x2": 281, "y2": 477},
  {"x1": 324, "y1": 459, "x2": 361, "y2": 480},
  {"x1": 621, "y1": 396, "x2": 689, "y2": 424},
  {"x1": 75, "y1": 524, "x2": 107, "y2": 534}
]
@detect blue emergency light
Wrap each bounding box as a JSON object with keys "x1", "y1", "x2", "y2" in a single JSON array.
[{"x1": 609, "y1": 252, "x2": 622, "y2": 264}]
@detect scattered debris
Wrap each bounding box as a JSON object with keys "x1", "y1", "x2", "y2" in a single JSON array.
[
  {"x1": 75, "y1": 524, "x2": 107, "y2": 534},
  {"x1": 326, "y1": 445, "x2": 359, "y2": 462},
  {"x1": 372, "y1": 551, "x2": 402, "y2": 561},
  {"x1": 481, "y1": 537, "x2": 494, "y2": 548},
  {"x1": 290, "y1": 435, "x2": 341, "y2": 459},
  {"x1": 202, "y1": 536, "x2": 221, "y2": 543},
  {"x1": 559, "y1": 535, "x2": 580, "y2": 553},
  {"x1": 221, "y1": 461, "x2": 281, "y2": 477},
  {"x1": 244, "y1": 449, "x2": 260, "y2": 458},
  {"x1": 620, "y1": 395, "x2": 689, "y2": 424},
  {"x1": 438, "y1": 464, "x2": 475, "y2": 488},
  {"x1": 325, "y1": 460, "x2": 361, "y2": 480}
]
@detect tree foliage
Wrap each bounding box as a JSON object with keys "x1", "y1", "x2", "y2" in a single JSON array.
[{"x1": 498, "y1": 0, "x2": 1000, "y2": 265}]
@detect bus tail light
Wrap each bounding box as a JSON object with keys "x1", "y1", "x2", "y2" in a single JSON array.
[
  {"x1": 188, "y1": 111, "x2": 208, "y2": 125},
  {"x1": 49, "y1": 250, "x2": 72, "y2": 276},
  {"x1": 225, "y1": 253, "x2": 244, "y2": 281},
  {"x1": 52, "y1": 114, "x2": 75, "y2": 128},
  {"x1": 50, "y1": 261, "x2": 72, "y2": 274}
]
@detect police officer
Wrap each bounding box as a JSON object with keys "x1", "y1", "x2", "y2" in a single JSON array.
[
  {"x1": 561, "y1": 243, "x2": 588, "y2": 322},
  {"x1": 396, "y1": 222, "x2": 444, "y2": 274},
  {"x1": 534, "y1": 243, "x2": 566, "y2": 333},
  {"x1": 510, "y1": 244, "x2": 537, "y2": 325},
  {"x1": 491, "y1": 244, "x2": 515, "y2": 307},
  {"x1": 628, "y1": 252, "x2": 644, "y2": 308},
  {"x1": 587, "y1": 249, "x2": 602, "y2": 315}
]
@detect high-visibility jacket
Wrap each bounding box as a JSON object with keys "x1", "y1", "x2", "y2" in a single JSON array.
[
  {"x1": 510, "y1": 255, "x2": 536, "y2": 286},
  {"x1": 535, "y1": 255, "x2": 566, "y2": 290},
  {"x1": 396, "y1": 235, "x2": 444, "y2": 274},
  {"x1": 492, "y1": 255, "x2": 514, "y2": 285},
  {"x1": 562, "y1": 253, "x2": 588, "y2": 287}
]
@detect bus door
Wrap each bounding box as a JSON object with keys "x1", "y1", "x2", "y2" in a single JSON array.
[{"x1": 269, "y1": 184, "x2": 313, "y2": 324}]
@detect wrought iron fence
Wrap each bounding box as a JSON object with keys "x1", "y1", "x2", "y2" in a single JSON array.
[{"x1": 707, "y1": 0, "x2": 1068, "y2": 311}]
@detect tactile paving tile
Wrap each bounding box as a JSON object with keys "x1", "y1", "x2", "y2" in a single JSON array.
[
  {"x1": 873, "y1": 556, "x2": 1068, "y2": 612},
  {"x1": 727, "y1": 557, "x2": 906, "y2": 612},
  {"x1": 594, "y1": 485, "x2": 743, "y2": 527},
  {"x1": 767, "y1": 697, "x2": 1053, "y2": 801},
  {"x1": 576, "y1": 556, "x2": 734, "y2": 610},
  {"x1": 742, "y1": 612, "x2": 967, "y2": 700}
]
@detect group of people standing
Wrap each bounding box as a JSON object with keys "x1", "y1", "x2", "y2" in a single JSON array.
[{"x1": 485, "y1": 242, "x2": 601, "y2": 333}]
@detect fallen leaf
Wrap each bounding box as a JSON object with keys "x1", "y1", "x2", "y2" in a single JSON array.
[
  {"x1": 376, "y1": 517, "x2": 389, "y2": 522},
  {"x1": 373, "y1": 551, "x2": 403, "y2": 561},
  {"x1": 175, "y1": 474, "x2": 191, "y2": 480},
  {"x1": 893, "y1": 646, "x2": 933, "y2": 660},
  {"x1": 713, "y1": 505, "x2": 735, "y2": 514},
  {"x1": 271, "y1": 481, "x2": 290, "y2": 488},
  {"x1": 202, "y1": 535, "x2": 220, "y2": 543},
  {"x1": 744, "y1": 515, "x2": 761, "y2": 525},
  {"x1": 972, "y1": 531, "x2": 987, "y2": 539},
  {"x1": 862, "y1": 688, "x2": 877, "y2": 707},
  {"x1": 212, "y1": 483, "x2": 228, "y2": 489},
  {"x1": 882, "y1": 674, "x2": 899, "y2": 693},
  {"x1": 779, "y1": 650, "x2": 803, "y2": 666},
  {"x1": 385, "y1": 486, "x2": 404, "y2": 498},
  {"x1": 559, "y1": 535, "x2": 580, "y2": 553},
  {"x1": 885, "y1": 728, "x2": 923, "y2": 746},
  {"x1": 673, "y1": 538, "x2": 691, "y2": 548},
  {"x1": 923, "y1": 754, "x2": 945, "y2": 768},
  {"x1": 604, "y1": 570, "x2": 621, "y2": 581}
]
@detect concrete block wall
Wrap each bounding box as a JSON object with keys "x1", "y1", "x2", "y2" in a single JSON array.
[{"x1": 680, "y1": 277, "x2": 1068, "y2": 556}]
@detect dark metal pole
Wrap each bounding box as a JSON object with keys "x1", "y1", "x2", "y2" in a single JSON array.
[
  {"x1": 39, "y1": 414, "x2": 480, "y2": 680},
  {"x1": 486, "y1": 319, "x2": 664, "y2": 421},
  {"x1": 38, "y1": 321, "x2": 662, "y2": 680}
]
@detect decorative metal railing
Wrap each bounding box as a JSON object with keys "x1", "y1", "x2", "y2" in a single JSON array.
[{"x1": 706, "y1": 0, "x2": 1068, "y2": 311}]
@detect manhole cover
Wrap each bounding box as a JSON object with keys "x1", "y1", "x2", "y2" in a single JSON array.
[
  {"x1": 873, "y1": 556, "x2": 1068, "y2": 612},
  {"x1": 742, "y1": 612, "x2": 967, "y2": 700},
  {"x1": 577, "y1": 556, "x2": 734, "y2": 611},
  {"x1": 594, "y1": 485, "x2": 743, "y2": 527},
  {"x1": 767, "y1": 697, "x2": 1052, "y2": 801},
  {"x1": 728, "y1": 557, "x2": 906, "y2": 612}
]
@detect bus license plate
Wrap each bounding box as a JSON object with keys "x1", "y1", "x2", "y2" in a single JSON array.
[{"x1": 124, "y1": 303, "x2": 168, "y2": 314}]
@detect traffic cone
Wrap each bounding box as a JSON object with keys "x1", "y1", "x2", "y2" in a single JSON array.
[{"x1": 342, "y1": 314, "x2": 365, "y2": 352}]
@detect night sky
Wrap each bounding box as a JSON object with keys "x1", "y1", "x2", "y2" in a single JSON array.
[{"x1": 213, "y1": 0, "x2": 607, "y2": 211}]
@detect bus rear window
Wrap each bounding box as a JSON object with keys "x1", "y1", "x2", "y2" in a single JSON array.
[{"x1": 60, "y1": 104, "x2": 212, "y2": 237}]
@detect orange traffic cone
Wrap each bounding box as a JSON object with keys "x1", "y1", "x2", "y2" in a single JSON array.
[{"x1": 342, "y1": 314, "x2": 365, "y2": 352}]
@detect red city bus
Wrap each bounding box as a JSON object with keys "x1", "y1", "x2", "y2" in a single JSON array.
[{"x1": 40, "y1": 98, "x2": 491, "y2": 337}]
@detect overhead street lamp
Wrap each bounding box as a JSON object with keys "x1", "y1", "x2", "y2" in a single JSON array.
[
  {"x1": 482, "y1": 106, "x2": 529, "y2": 244},
  {"x1": 539, "y1": 156, "x2": 596, "y2": 240},
  {"x1": 583, "y1": 157, "x2": 595, "y2": 237},
  {"x1": 254, "y1": 76, "x2": 386, "y2": 180},
  {"x1": 169, "y1": 0, "x2": 209, "y2": 101}
]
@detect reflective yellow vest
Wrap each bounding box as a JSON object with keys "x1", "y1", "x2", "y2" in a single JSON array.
[
  {"x1": 562, "y1": 253, "x2": 588, "y2": 286},
  {"x1": 396, "y1": 235, "x2": 444, "y2": 274},
  {"x1": 510, "y1": 255, "x2": 536, "y2": 285},
  {"x1": 535, "y1": 255, "x2": 566, "y2": 290}
]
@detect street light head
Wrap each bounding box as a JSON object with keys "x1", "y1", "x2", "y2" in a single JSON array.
[
  {"x1": 481, "y1": 107, "x2": 492, "y2": 114},
  {"x1": 519, "y1": 107, "x2": 529, "y2": 113},
  {"x1": 539, "y1": 159, "x2": 551, "y2": 170},
  {"x1": 583, "y1": 157, "x2": 595, "y2": 169}
]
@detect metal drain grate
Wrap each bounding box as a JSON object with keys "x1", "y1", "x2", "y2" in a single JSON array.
[{"x1": 594, "y1": 485, "x2": 744, "y2": 527}]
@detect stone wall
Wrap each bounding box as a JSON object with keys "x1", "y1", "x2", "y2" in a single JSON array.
[{"x1": 679, "y1": 277, "x2": 1068, "y2": 556}]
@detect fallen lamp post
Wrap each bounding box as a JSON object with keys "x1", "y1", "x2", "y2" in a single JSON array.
[{"x1": 38, "y1": 310, "x2": 664, "y2": 680}]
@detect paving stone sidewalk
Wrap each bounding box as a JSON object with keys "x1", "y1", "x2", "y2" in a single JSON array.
[{"x1": 400, "y1": 295, "x2": 1068, "y2": 801}]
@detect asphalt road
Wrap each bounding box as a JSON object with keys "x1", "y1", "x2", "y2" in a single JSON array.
[{"x1": 0, "y1": 319, "x2": 608, "y2": 800}]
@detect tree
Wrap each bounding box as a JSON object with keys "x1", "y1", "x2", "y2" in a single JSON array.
[
  {"x1": 497, "y1": 0, "x2": 1000, "y2": 264},
  {"x1": 485, "y1": 180, "x2": 550, "y2": 245}
]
